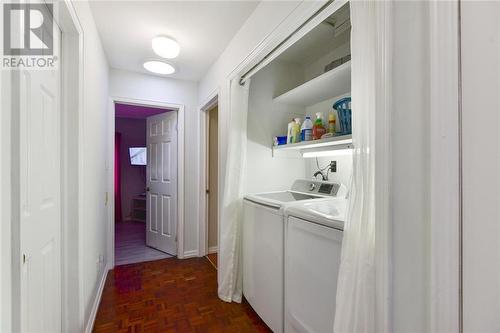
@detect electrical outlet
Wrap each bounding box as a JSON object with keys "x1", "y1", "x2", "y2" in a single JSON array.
[{"x1": 330, "y1": 161, "x2": 337, "y2": 173}]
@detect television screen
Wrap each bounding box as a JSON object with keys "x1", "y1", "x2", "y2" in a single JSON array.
[{"x1": 129, "y1": 147, "x2": 147, "y2": 165}]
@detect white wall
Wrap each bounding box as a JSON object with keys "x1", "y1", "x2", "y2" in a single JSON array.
[
  {"x1": 306, "y1": 155, "x2": 352, "y2": 187},
  {"x1": 462, "y1": 2, "x2": 500, "y2": 331},
  {"x1": 303, "y1": 31, "x2": 350, "y2": 82},
  {"x1": 391, "y1": 2, "x2": 431, "y2": 332},
  {"x1": 70, "y1": 1, "x2": 111, "y2": 330},
  {"x1": 109, "y1": 69, "x2": 199, "y2": 255},
  {"x1": 304, "y1": 96, "x2": 353, "y2": 188},
  {"x1": 246, "y1": 62, "x2": 306, "y2": 194}
]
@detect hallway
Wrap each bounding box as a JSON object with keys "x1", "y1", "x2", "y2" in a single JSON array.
[{"x1": 93, "y1": 257, "x2": 270, "y2": 332}]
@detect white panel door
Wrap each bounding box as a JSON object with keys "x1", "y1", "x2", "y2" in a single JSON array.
[
  {"x1": 146, "y1": 111, "x2": 178, "y2": 255},
  {"x1": 19, "y1": 30, "x2": 62, "y2": 332}
]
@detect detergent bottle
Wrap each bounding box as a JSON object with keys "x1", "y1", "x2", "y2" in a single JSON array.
[
  {"x1": 301, "y1": 116, "x2": 313, "y2": 141},
  {"x1": 292, "y1": 118, "x2": 301, "y2": 143},
  {"x1": 312, "y1": 112, "x2": 326, "y2": 140},
  {"x1": 328, "y1": 110, "x2": 336, "y2": 135},
  {"x1": 286, "y1": 118, "x2": 295, "y2": 144}
]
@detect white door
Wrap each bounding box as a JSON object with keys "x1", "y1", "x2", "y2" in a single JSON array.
[
  {"x1": 146, "y1": 111, "x2": 178, "y2": 255},
  {"x1": 19, "y1": 29, "x2": 62, "y2": 332}
]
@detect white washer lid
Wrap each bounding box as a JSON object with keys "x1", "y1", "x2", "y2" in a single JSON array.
[
  {"x1": 285, "y1": 198, "x2": 347, "y2": 230},
  {"x1": 244, "y1": 190, "x2": 326, "y2": 210}
]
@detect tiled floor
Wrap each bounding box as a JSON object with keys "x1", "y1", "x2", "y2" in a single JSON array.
[
  {"x1": 93, "y1": 257, "x2": 271, "y2": 333},
  {"x1": 115, "y1": 222, "x2": 171, "y2": 266}
]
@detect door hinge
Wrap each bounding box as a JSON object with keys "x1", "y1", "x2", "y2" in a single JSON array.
[
  {"x1": 22, "y1": 253, "x2": 26, "y2": 264},
  {"x1": 105, "y1": 191, "x2": 109, "y2": 206}
]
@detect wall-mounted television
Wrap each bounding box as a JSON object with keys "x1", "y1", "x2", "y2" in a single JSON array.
[{"x1": 129, "y1": 147, "x2": 147, "y2": 165}]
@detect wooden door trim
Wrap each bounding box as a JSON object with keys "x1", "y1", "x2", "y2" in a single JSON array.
[{"x1": 56, "y1": 2, "x2": 86, "y2": 331}]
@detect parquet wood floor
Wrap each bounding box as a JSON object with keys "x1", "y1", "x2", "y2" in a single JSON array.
[
  {"x1": 93, "y1": 257, "x2": 271, "y2": 333},
  {"x1": 206, "y1": 253, "x2": 217, "y2": 269}
]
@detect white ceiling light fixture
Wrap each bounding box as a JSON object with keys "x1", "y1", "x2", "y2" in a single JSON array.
[
  {"x1": 152, "y1": 36, "x2": 180, "y2": 59},
  {"x1": 143, "y1": 60, "x2": 176, "y2": 75}
]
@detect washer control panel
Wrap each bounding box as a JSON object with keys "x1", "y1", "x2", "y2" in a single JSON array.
[
  {"x1": 318, "y1": 183, "x2": 334, "y2": 195},
  {"x1": 291, "y1": 179, "x2": 343, "y2": 197}
]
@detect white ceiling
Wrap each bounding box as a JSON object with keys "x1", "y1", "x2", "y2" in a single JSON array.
[{"x1": 89, "y1": 1, "x2": 260, "y2": 81}]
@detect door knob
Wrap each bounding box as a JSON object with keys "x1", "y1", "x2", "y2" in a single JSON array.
[{"x1": 146, "y1": 187, "x2": 150, "y2": 192}]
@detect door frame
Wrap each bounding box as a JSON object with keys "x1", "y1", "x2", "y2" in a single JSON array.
[
  {"x1": 107, "y1": 96, "x2": 185, "y2": 267},
  {"x1": 198, "y1": 91, "x2": 219, "y2": 257},
  {"x1": 57, "y1": 1, "x2": 85, "y2": 332}
]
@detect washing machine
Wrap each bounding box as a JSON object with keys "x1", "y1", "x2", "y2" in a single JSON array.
[
  {"x1": 242, "y1": 180, "x2": 346, "y2": 333},
  {"x1": 284, "y1": 199, "x2": 347, "y2": 333}
]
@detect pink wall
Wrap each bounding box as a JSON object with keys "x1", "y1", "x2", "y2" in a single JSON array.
[
  {"x1": 115, "y1": 117, "x2": 146, "y2": 221},
  {"x1": 115, "y1": 103, "x2": 171, "y2": 118}
]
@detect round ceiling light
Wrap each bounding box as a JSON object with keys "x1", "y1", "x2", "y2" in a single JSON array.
[
  {"x1": 143, "y1": 60, "x2": 175, "y2": 75},
  {"x1": 152, "y1": 36, "x2": 180, "y2": 59}
]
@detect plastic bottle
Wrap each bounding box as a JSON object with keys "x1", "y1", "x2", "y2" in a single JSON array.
[
  {"x1": 328, "y1": 110, "x2": 336, "y2": 135},
  {"x1": 301, "y1": 116, "x2": 313, "y2": 141},
  {"x1": 312, "y1": 112, "x2": 326, "y2": 140},
  {"x1": 287, "y1": 118, "x2": 295, "y2": 144},
  {"x1": 292, "y1": 118, "x2": 301, "y2": 143}
]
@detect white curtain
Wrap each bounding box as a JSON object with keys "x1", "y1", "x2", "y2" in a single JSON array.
[
  {"x1": 217, "y1": 78, "x2": 250, "y2": 302},
  {"x1": 334, "y1": 1, "x2": 391, "y2": 332}
]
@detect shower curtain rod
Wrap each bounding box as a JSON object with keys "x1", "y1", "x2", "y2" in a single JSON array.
[{"x1": 239, "y1": 0, "x2": 334, "y2": 86}]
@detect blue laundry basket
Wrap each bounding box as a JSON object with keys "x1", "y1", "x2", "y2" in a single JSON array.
[{"x1": 333, "y1": 97, "x2": 352, "y2": 135}]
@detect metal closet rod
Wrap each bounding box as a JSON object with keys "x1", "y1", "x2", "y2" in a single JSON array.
[{"x1": 238, "y1": 0, "x2": 334, "y2": 86}]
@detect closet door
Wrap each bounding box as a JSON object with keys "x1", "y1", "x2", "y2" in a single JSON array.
[{"x1": 20, "y1": 23, "x2": 62, "y2": 333}]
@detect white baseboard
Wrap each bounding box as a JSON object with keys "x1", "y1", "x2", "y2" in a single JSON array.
[
  {"x1": 183, "y1": 250, "x2": 198, "y2": 258},
  {"x1": 208, "y1": 246, "x2": 218, "y2": 254},
  {"x1": 84, "y1": 267, "x2": 109, "y2": 333}
]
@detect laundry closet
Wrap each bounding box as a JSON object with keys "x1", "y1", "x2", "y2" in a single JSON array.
[
  {"x1": 242, "y1": 2, "x2": 353, "y2": 333},
  {"x1": 245, "y1": 2, "x2": 352, "y2": 193}
]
